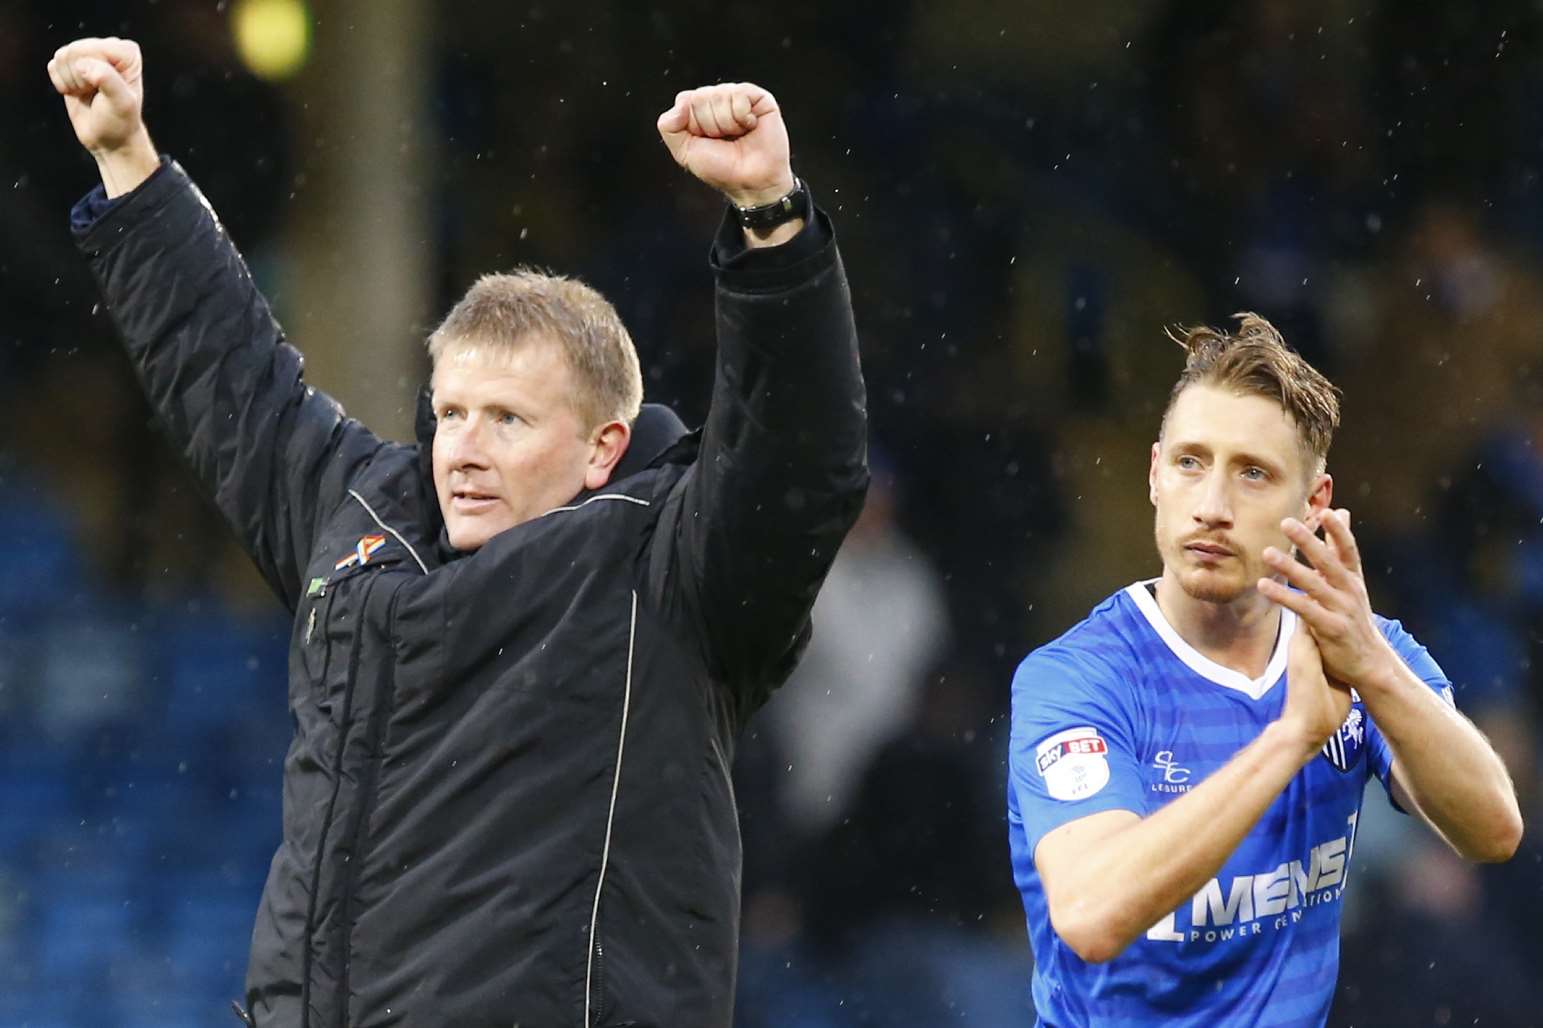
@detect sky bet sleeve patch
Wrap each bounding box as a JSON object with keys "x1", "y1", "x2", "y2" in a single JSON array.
[{"x1": 1035, "y1": 726, "x2": 1112, "y2": 801}]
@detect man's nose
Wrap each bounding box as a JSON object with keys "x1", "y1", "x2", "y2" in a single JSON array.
[
  {"x1": 1193, "y1": 470, "x2": 1233, "y2": 526},
  {"x1": 446, "y1": 417, "x2": 491, "y2": 469}
]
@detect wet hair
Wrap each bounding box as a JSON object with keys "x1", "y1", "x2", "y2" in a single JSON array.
[
  {"x1": 428, "y1": 268, "x2": 643, "y2": 431},
  {"x1": 1161, "y1": 312, "x2": 1341, "y2": 473}
]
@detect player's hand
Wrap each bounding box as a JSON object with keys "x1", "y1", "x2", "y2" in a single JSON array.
[
  {"x1": 1279, "y1": 621, "x2": 1352, "y2": 755},
  {"x1": 656, "y1": 83, "x2": 795, "y2": 208},
  {"x1": 47, "y1": 37, "x2": 149, "y2": 156},
  {"x1": 1258, "y1": 508, "x2": 1399, "y2": 691}
]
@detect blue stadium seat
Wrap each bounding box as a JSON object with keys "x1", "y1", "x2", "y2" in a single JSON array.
[
  {"x1": 163, "y1": 873, "x2": 260, "y2": 1005},
  {"x1": 0, "y1": 777, "x2": 73, "y2": 868},
  {"x1": 34, "y1": 605, "x2": 149, "y2": 740},
  {"x1": 151, "y1": 598, "x2": 290, "y2": 740},
  {"x1": 0, "y1": 473, "x2": 84, "y2": 621},
  {"x1": 35, "y1": 878, "x2": 139, "y2": 972}
]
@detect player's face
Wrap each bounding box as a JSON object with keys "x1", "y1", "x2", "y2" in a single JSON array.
[
  {"x1": 1150, "y1": 384, "x2": 1330, "y2": 606},
  {"x1": 431, "y1": 339, "x2": 597, "y2": 551}
]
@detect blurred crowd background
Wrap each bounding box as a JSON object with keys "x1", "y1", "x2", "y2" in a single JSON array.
[{"x1": 2, "y1": 0, "x2": 1541, "y2": 1024}]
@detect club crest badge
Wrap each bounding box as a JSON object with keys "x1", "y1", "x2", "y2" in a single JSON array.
[{"x1": 1320, "y1": 705, "x2": 1366, "y2": 773}]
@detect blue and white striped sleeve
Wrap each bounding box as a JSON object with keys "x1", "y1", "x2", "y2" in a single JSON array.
[
  {"x1": 1010, "y1": 647, "x2": 1147, "y2": 858},
  {"x1": 1364, "y1": 616, "x2": 1456, "y2": 807}
]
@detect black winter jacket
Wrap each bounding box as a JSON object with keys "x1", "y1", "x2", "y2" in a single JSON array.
[{"x1": 75, "y1": 161, "x2": 867, "y2": 1028}]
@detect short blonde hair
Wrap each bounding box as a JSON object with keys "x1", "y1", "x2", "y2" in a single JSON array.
[
  {"x1": 428, "y1": 268, "x2": 643, "y2": 431},
  {"x1": 1162, "y1": 312, "x2": 1342, "y2": 473}
]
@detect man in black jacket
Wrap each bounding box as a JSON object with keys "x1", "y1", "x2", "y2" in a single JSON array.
[{"x1": 50, "y1": 36, "x2": 867, "y2": 1028}]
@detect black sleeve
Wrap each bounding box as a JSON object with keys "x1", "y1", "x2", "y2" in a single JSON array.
[
  {"x1": 649, "y1": 194, "x2": 869, "y2": 721},
  {"x1": 74, "y1": 160, "x2": 384, "y2": 611}
]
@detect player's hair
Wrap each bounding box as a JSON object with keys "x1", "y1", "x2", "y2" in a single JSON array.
[
  {"x1": 428, "y1": 268, "x2": 643, "y2": 432},
  {"x1": 1161, "y1": 312, "x2": 1341, "y2": 474}
]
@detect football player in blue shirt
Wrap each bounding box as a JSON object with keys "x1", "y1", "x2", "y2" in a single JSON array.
[{"x1": 1007, "y1": 314, "x2": 1523, "y2": 1026}]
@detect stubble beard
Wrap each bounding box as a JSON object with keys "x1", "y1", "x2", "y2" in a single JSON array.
[
  {"x1": 1158, "y1": 526, "x2": 1252, "y2": 606},
  {"x1": 1176, "y1": 564, "x2": 1248, "y2": 605}
]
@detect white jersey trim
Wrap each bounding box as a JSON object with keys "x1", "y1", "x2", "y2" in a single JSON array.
[{"x1": 1124, "y1": 579, "x2": 1295, "y2": 701}]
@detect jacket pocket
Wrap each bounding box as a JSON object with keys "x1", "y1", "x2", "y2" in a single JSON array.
[{"x1": 299, "y1": 556, "x2": 404, "y2": 717}]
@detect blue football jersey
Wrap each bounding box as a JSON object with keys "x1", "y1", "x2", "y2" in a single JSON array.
[{"x1": 1007, "y1": 581, "x2": 1454, "y2": 1027}]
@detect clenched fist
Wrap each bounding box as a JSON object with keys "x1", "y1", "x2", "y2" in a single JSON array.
[
  {"x1": 656, "y1": 83, "x2": 795, "y2": 210},
  {"x1": 47, "y1": 37, "x2": 158, "y2": 197}
]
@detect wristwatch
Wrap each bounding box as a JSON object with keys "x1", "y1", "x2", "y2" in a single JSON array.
[{"x1": 733, "y1": 177, "x2": 808, "y2": 231}]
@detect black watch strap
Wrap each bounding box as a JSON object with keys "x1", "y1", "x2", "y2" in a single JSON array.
[{"x1": 734, "y1": 177, "x2": 808, "y2": 231}]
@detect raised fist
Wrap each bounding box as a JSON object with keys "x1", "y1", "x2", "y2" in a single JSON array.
[
  {"x1": 47, "y1": 37, "x2": 148, "y2": 156},
  {"x1": 656, "y1": 83, "x2": 795, "y2": 209}
]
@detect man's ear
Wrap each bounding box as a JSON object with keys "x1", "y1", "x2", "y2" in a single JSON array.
[
  {"x1": 1303, "y1": 471, "x2": 1333, "y2": 531},
  {"x1": 1148, "y1": 441, "x2": 1161, "y2": 507},
  {"x1": 584, "y1": 420, "x2": 632, "y2": 490}
]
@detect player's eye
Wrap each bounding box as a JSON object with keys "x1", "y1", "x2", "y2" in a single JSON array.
[
  {"x1": 1176, "y1": 455, "x2": 1201, "y2": 470},
  {"x1": 495, "y1": 410, "x2": 523, "y2": 426},
  {"x1": 1242, "y1": 466, "x2": 1268, "y2": 481}
]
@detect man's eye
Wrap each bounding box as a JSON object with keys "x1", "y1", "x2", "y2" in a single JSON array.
[
  {"x1": 1243, "y1": 467, "x2": 1267, "y2": 480},
  {"x1": 1177, "y1": 456, "x2": 1200, "y2": 469},
  {"x1": 496, "y1": 411, "x2": 521, "y2": 426}
]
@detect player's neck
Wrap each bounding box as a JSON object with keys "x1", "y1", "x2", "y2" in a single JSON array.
[{"x1": 1154, "y1": 572, "x2": 1281, "y2": 680}]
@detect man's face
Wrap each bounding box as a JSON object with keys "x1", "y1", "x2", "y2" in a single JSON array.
[
  {"x1": 431, "y1": 339, "x2": 597, "y2": 552},
  {"x1": 1150, "y1": 384, "x2": 1330, "y2": 606}
]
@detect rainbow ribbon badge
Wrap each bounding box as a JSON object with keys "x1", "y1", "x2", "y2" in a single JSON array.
[{"x1": 335, "y1": 533, "x2": 387, "y2": 571}]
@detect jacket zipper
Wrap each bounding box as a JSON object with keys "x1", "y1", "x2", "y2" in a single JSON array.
[
  {"x1": 299, "y1": 574, "x2": 378, "y2": 1028},
  {"x1": 586, "y1": 590, "x2": 637, "y2": 1027},
  {"x1": 313, "y1": 588, "x2": 338, "y2": 684},
  {"x1": 334, "y1": 587, "x2": 405, "y2": 1028},
  {"x1": 591, "y1": 933, "x2": 608, "y2": 1025}
]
